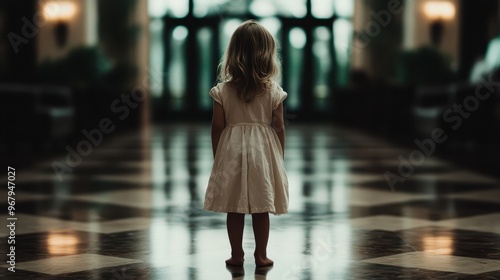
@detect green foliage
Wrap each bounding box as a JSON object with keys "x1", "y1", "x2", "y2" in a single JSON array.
[
  {"x1": 38, "y1": 46, "x2": 110, "y2": 87},
  {"x1": 97, "y1": 0, "x2": 140, "y2": 90},
  {"x1": 98, "y1": 0, "x2": 140, "y2": 59},
  {"x1": 396, "y1": 46, "x2": 456, "y2": 85},
  {"x1": 363, "y1": 0, "x2": 403, "y2": 49},
  {"x1": 362, "y1": 0, "x2": 403, "y2": 83},
  {"x1": 39, "y1": 0, "x2": 141, "y2": 97}
]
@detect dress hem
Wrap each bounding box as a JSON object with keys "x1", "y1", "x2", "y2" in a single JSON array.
[{"x1": 203, "y1": 205, "x2": 288, "y2": 215}]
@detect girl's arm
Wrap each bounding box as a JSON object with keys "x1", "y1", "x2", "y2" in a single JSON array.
[
  {"x1": 271, "y1": 102, "x2": 285, "y2": 159},
  {"x1": 211, "y1": 100, "x2": 226, "y2": 158}
]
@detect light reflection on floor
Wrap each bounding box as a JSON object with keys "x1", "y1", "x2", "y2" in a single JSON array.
[{"x1": 0, "y1": 123, "x2": 500, "y2": 279}]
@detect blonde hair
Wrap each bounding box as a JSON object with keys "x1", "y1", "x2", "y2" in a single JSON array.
[{"x1": 218, "y1": 19, "x2": 281, "y2": 103}]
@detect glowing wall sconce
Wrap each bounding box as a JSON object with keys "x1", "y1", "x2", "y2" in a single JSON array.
[
  {"x1": 43, "y1": 1, "x2": 78, "y2": 21},
  {"x1": 422, "y1": 1, "x2": 456, "y2": 46},
  {"x1": 423, "y1": 1, "x2": 456, "y2": 21},
  {"x1": 42, "y1": 1, "x2": 78, "y2": 48}
]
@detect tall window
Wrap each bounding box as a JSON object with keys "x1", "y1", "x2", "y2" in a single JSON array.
[{"x1": 148, "y1": 0, "x2": 354, "y2": 117}]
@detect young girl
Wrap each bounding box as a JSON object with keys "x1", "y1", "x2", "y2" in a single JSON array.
[{"x1": 203, "y1": 20, "x2": 289, "y2": 268}]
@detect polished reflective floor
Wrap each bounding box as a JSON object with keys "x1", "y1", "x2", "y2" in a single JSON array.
[{"x1": 1, "y1": 123, "x2": 500, "y2": 279}]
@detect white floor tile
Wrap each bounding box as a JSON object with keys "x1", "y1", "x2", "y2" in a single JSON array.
[
  {"x1": 447, "y1": 189, "x2": 500, "y2": 203},
  {"x1": 68, "y1": 189, "x2": 168, "y2": 209},
  {"x1": 87, "y1": 217, "x2": 156, "y2": 234},
  {"x1": 362, "y1": 251, "x2": 500, "y2": 274},
  {"x1": 435, "y1": 213, "x2": 500, "y2": 234},
  {"x1": 348, "y1": 188, "x2": 430, "y2": 207},
  {"x1": 0, "y1": 214, "x2": 86, "y2": 237},
  {"x1": 350, "y1": 215, "x2": 436, "y2": 231},
  {"x1": 14, "y1": 254, "x2": 140, "y2": 275}
]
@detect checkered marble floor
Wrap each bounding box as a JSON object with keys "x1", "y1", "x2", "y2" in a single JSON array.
[{"x1": 1, "y1": 123, "x2": 499, "y2": 279}]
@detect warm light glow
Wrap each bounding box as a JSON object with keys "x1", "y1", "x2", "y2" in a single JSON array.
[
  {"x1": 43, "y1": 1, "x2": 78, "y2": 21},
  {"x1": 422, "y1": 234, "x2": 454, "y2": 255},
  {"x1": 423, "y1": 1, "x2": 456, "y2": 21},
  {"x1": 46, "y1": 231, "x2": 79, "y2": 255}
]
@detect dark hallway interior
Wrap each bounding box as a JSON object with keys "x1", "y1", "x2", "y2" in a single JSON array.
[{"x1": 1, "y1": 0, "x2": 500, "y2": 279}]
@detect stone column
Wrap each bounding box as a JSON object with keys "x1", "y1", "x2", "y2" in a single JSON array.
[{"x1": 131, "y1": 0, "x2": 151, "y2": 126}]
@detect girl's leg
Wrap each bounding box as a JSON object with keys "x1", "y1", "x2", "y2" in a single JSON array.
[
  {"x1": 226, "y1": 212, "x2": 245, "y2": 266},
  {"x1": 251, "y1": 212, "x2": 274, "y2": 267}
]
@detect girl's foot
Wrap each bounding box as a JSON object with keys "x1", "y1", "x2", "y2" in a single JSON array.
[
  {"x1": 254, "y1": 255, "x2": 274, "y2": 267},
  {"x1": 225, "y1": 254, "x2": 244, "y2": 267}
]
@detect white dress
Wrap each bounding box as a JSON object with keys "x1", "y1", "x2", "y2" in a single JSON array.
[{"x1": 203, "y1": 82, "x2": 289, "y2": 215}]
